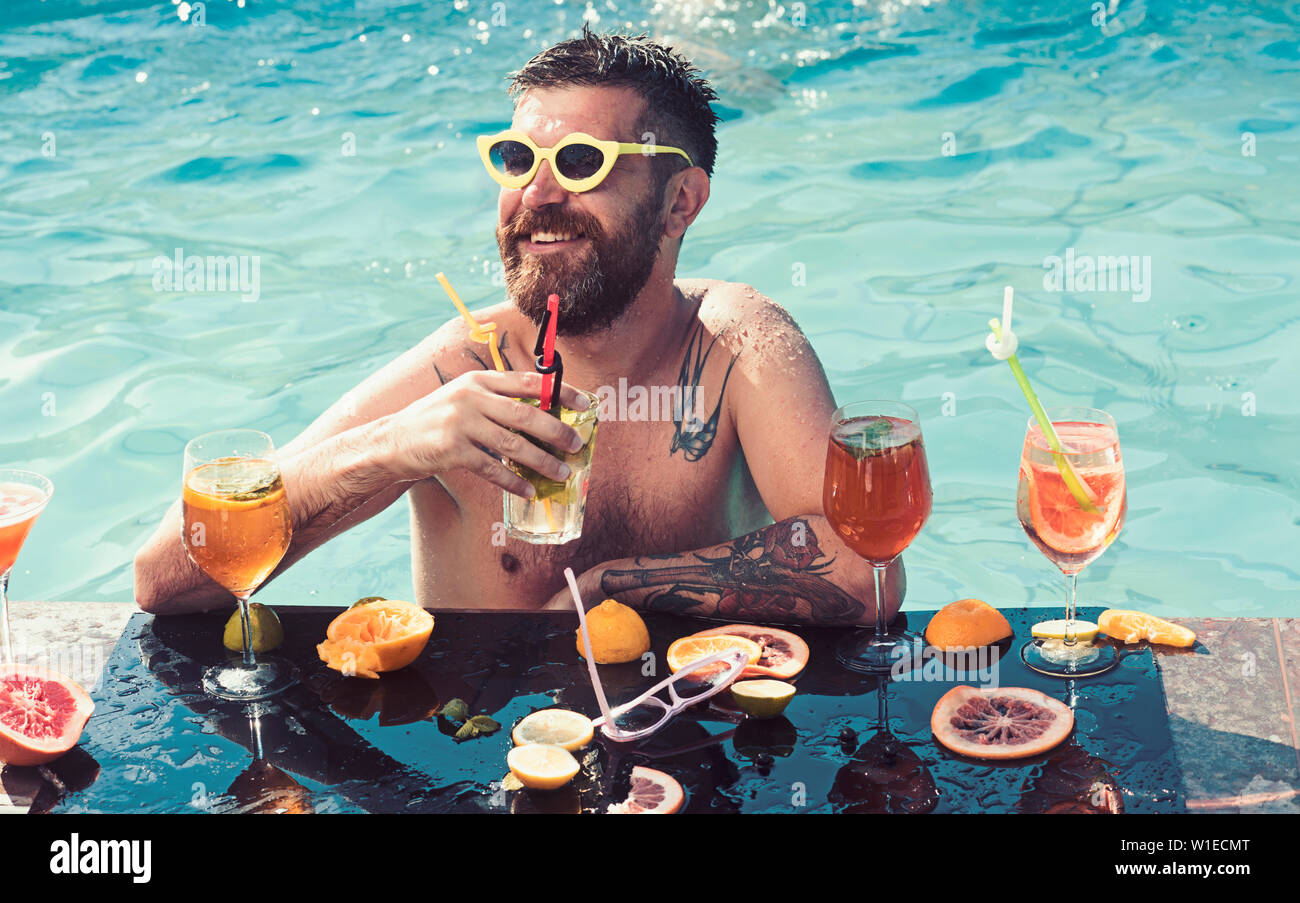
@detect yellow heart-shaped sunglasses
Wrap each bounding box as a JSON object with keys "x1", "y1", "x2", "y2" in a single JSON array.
[{"x1": 477, "y1": 130, "x2": 693, "y2": 193}]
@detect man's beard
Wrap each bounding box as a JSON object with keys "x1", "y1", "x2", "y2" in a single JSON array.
[{"x1": 497, "y1": 186, "x2": 665, "y2": 338}]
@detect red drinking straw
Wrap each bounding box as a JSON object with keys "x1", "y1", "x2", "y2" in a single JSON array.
[{"x1": 539, "y1": 293, "x2": 560, "y2": 412}]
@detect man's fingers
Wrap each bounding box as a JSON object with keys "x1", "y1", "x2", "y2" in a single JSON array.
[
  {"x1": 471, "y1": 369, "x2": 592, "y2": 412},
  {"x1": 555, "y1": 383, "x2": 591, "y2": 412},
  {"x1": 464, "y1": 448, "x2": 537, "y2": 499},
  {"x1": 479, "y1": 422, "x2": 571, "y2": 483},
  {"x1": 483, "y1": 394, "x2": 584, "y2": 454}
]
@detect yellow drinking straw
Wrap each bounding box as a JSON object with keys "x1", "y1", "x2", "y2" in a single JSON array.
[
  {"x1": 435, "y1": 271, "x2": 557, "y2": 530},
  {"x1": 435, "y1": 271, "x2": 505, "y2": 372},
  {"x1": 986, "y1": 287, "x2": 1099, "y2": 514}
]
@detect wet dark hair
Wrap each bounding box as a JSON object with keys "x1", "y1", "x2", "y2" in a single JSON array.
[{"x1": 508, "y1": 25, "x2": 720, "y2": 184}]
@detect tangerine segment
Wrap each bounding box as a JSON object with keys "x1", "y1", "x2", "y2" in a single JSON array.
[
  {"x1": 318, "y1": 600, "x2": 434, "y2": 679},
  {"x1": 1098, "y1": 609, "x2": 1196, "y2": 648},
  {"x1": 931, "y1": 686, "x2": 1073, "y2": 761},
  {"x1": 924, "y1": 599, "x2": 1013, "y2": 651},
  {"x1": 665, "y1": 635, "x2": 762, "y2": 674},
  {"x1": 607, "y1": 766, "x2": 685, "y2": 814},
  {"x1": 1024, "y1": 460, "x2": 1124, "y2": 554},
  {"x1": 0, "y1": 664, "x2": 94, "y2": 767}
]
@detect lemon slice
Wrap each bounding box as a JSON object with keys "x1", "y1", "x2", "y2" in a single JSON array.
[
  {"x1": 511, "y1": 709, "x2": 594, "y2": 751},
  {"x1": 1030, "y1": 619, "x2": 1100, "y2": 642},
  {"x1": 730, "y1": 679, "x2": 796, "y2": 719},
  {"x1": 506, "y1": 743, "x2": 580, "y2": 791}
]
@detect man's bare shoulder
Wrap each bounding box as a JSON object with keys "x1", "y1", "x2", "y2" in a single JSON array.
[{"x1": 677, "y1": 278, "x2": 814, "y2": 366}]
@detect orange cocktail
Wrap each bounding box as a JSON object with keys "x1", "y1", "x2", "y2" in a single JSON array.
[
  {"x1": 0, "y1": 470, "x2": 54, "y2": 663},
  {"x1": 0, "y1": 483, "x2": 48, "y2": 575},
  {"x1": 182, "y1": 459, "x2": 291, "y2": 597},
  {"x1": 182, "y1": 430, "x2": 296, "y2": 701}
]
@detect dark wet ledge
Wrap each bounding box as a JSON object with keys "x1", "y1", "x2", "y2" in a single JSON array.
[{"x1": 1, "y1": 602, "x2": 1296, "y2": 814}]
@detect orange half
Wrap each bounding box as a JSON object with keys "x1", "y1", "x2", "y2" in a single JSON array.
[{"x1": 317, "y1": 600, "x2": 434, "y2": 679}]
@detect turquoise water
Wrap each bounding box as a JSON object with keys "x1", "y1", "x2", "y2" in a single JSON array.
[{"x1": 2, "y1": 1, "x2": 1297, "y2": 617}]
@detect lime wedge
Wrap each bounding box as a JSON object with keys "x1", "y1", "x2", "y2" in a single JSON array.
[
  {"x1": 730, "y1": 679, "x2": 796, "y2": 719},
  {"x1": 1030, "y1": 619, "x2": 1100, "y2": 642}
]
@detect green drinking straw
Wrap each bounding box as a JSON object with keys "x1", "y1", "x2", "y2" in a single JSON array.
[{"x1": 986, "y1": 288, "x2": 1099, "y2": 514}]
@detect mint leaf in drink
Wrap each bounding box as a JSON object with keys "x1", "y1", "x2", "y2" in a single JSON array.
[{"x1": 840, "y1": 416, "x2": 897, "y2": 457}]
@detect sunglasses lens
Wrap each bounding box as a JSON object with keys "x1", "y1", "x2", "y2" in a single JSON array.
[
  {"x1": 490, "y1": 140, "x2": 534, "y2": 176},
  {"x1": 611, "y1": 701, "x2": 666, "y2": 735},
  {"x1": 674, "y1": 656, "x2": 739, "y2": 700},
  {"x1": 556, "y1": 142, "x2": 605, "y2": 180}
]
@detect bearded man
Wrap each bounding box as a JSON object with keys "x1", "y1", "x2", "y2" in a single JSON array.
[{"x1": 134, "y1": 28, "x2": 905, "y2": 627}]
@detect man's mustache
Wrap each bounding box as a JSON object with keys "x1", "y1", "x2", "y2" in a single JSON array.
[{"x1": 501, "y1": 210, "x2": 604, "y2": 243}]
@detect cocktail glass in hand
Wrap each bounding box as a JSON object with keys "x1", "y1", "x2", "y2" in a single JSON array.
[
  {"x1": 1018, "y1": 407, "x2": 1126, "y2": 677},
  {"x1": 182, "y1": 430, "x2": 296, "y2": 700},
  {"x1": 823, "y1": 401, "x2": 933, "y2": 673},
  {"x1": 503, "y1": 389, "x2": 599, "y2": 545},
  {"x1": 0, "y1": 470, "x2": 54, "y2": 663}
]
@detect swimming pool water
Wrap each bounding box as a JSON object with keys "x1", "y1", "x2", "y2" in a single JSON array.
[{"x1": 2, "y1": 0, "x2": 1297, "y2": 617}]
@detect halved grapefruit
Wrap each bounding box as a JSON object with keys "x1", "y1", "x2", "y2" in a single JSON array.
[
  {"x1": 607, "y1": 766, "x2": 684, "y2": 814},
  {"x1": 931, "y1": 685, "x2": 1073, "y2": 761},
  {"x1": 0, "y1": 664, "x2": 94, "y2": 767},
  {"x1": 691, "y1": 624, "x2": 810, "y2": 679}
]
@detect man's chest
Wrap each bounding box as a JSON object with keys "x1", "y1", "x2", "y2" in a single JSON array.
[{"x1": 438, "y1": 414, "x2": 749, "y2": 602}]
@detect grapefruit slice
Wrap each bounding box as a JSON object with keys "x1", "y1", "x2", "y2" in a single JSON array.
[
  {"x1": 607, "y1": 766, "x2": 684, "y2": 814},
  {"x1": 691, "y1": 624, "x2": 810, "y2": 679},
  {"x1": 0, "y1": 664, "x2": 94, "y2": 767},
  {"x1": 1024, "y1": 460, "x2": 1123, "y2": 554},
  {"x1": 931, "y1": 685, "x2": 1073, "y2": 761}
]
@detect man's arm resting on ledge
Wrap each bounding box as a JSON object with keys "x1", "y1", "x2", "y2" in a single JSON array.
[
  {"x1": 557, "y1": 514, "x2": 904, "y2": 627},
  {"x1": 133, "y1": 420, "x2": 408, "y2": 616}
]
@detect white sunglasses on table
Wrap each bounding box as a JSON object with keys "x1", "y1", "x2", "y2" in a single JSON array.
[{"x1": 564, "y1": 568, "x2": 749, "y2": 743}]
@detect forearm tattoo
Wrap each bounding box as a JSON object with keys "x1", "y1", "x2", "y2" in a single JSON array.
[{"x1": 599, "y1": 517, "x2": 867, "y2": 625}]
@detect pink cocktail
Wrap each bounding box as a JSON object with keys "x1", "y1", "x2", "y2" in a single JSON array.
[{"x1": 0, "y1": 471, "x2": 54, "y2": 663}]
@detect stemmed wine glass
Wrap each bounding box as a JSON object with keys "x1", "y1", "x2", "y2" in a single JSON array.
[
  {"x1": 0, "y1": 469, "x2": 54, "y2": 664},
  {"x1": 1017, "y1": 407, "x2": 1126, "y2": 677},
  {"x1": 182, "y1": 430, "x2": 296, "y2": 700},
  {"x1": 823, "y1": 401, "x2": 933, "y2": 673}
]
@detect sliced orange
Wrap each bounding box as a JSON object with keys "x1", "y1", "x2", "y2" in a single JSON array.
[
  {"x1": 1024, "y1": 460, "x2": 1124, "y2": 554},
  {"x1": 317, "y1": 599, "x2": 434, "y2": 679},
  {"x1": 924, "y1": 599, "x2": 1013, "y2": 651},
  {"x1": 1098, "y1": 609, "x2": 1196, "y2": 648},
  {"x1": 665, "y1": 635, "x2": 762, "y2": 673}
]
